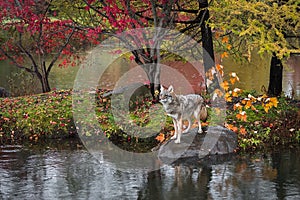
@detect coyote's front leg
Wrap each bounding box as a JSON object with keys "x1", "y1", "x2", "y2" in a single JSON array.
[{"x1": 175, "y1": 117, "x2": 183, "y2": 144}]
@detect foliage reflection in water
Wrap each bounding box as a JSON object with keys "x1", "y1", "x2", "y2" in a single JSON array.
[{"x1": 0, "y1": 142, "x2": 299, "y2": 200}]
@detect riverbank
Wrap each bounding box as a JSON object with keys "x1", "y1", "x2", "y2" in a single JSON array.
[{"x1": 0, "y1": 89, "x2": 299, "y2": 152}]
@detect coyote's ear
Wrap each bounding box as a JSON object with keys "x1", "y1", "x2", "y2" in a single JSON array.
[{"x1": 168, "y1": 85, "x2": 174, "y2": 93}]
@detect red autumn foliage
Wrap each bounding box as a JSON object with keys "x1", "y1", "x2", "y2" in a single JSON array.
[{"x1": 0, "y1": 0, "x2": 100, "y2": 92}]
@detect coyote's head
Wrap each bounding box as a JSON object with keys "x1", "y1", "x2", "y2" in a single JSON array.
[{"x1": 159, "y1": 85, "x2": 176, "y2": 104}]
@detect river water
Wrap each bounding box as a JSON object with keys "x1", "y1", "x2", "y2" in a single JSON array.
[
  {"x1": 1, "y1": 142, "x2": 299, "y2": 200},
  {"x1": 0, "y1": 54, "x2": 299, "y2": 98}
]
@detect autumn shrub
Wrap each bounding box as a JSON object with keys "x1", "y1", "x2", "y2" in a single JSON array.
[
  {"x1": 221, "y1": 72, "x2": 300, "y2": 151},
  {"x1": 0, "y1": 90, "x2": 76, "y2": 143}
]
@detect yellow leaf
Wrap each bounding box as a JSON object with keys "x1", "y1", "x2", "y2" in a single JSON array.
[
  {"x1": 263, "y1": 103, "x2": 271, "y2": 113},
  {"x1": 221, "y1": 81, "x2": 229, "y2": 91},
  {"x1": 264, "y1": 106, "x2": 269, "y2": 113},
  {"x1": 226, "y1": 44, "x2": 232, "y2": 50},
  {"x1": 225, "y1": 91, "x2": 232, "y2": 102},
  {"x1": 270, "y1": 97, "x2": 278, "y2": 107},
  {"x1": 245, "y1": 100, "x2": 252, "y2": 109}
]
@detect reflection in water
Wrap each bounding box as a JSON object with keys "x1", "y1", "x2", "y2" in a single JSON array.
[
  {"x1": 221, "y1": 53, "x2": 271, "y2": 94},
  {"x1": 222, "y1": 54, "x2": 300, "y2": 99},
  {"x1": 0, "y1": 52, "x2": 299, "y2": 98},
  {"x1": 98, "y1": 59, "x2": 205, "y2": 95},
  {"x1": 0, "y1": 145, "x2": 146, "y2": 200},
  {"x1": 1, "y1": 144, "x2": 300, "y2": 199}
]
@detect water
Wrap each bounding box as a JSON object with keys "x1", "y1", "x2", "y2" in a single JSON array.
[
  {"x1": 0, "y1": 54, "x2": 299, "y2": 98},
  {"x1": 1, "y1": 143, "x2": 299, "y2": 199},
  {"x1": 222, "y1": 54, "x2": 300, "y2": 98}
]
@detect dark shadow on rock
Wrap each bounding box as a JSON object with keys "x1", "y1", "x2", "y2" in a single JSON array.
[
  {"x1": 158, "y1": 125, "x2": 238, "y2": 164},
  {"x1": 0, "y1": 87, "x2": 10, "y2": 97}
]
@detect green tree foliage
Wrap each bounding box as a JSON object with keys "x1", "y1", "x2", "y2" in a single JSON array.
[{"x1": 210, "y1": 0, "x2": 300, "y2": 60}]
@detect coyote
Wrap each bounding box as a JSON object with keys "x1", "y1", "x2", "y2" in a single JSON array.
[{"x1": 159, "y1": 85, "x2": 206, "y2": 144}]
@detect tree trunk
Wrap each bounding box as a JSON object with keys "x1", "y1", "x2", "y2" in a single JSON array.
[
  {"x1": 36, "y1": 73, "x2": 51, "y2": 93},
  {"x1": 199, "y1": 0, "x2": 218, "y2": 94},
  {"x1": 143, "y1": 62, "x2": 161, "y2": 102},
  {"x1": 267, "y1": 53, "x2": 283, "y2": 96}
]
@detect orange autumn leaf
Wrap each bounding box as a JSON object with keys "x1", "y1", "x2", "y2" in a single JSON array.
[
  {"x1": 236, "y1": 111, "x2": 247, "y2": 122},
  {"x1": 241, "y1": 99, "x2": 253, "y2": 109},
  {"x1": 233, "y1": 103, "x2": 243, "y2": 111},
  {"x1": 205, "y1": 69, "x2": 214, "y2": 81},
  {"x1": 226, "y1": 44, "x2": 232, "y2": 50},
  {"x1": 216, "y1": 64, "x2": 224, "y2": 76},
  {"x1": 251, "y1": 105, "x2": 257, "y2": 111},
  {"x1": 222, "y1": 36, "x2": 229, "y2": 43},
  {"x1": 225, "y1": 92, "x2": 232, "y2": 102},
  {"x1": 230, "y1": 76, "x2": 240, "y2": 85},
  {"x1": 230, "y1": 77, "x2": 236, "y2": 85},
  {"x1": 221, "y1": 81, "x2": 229, "y2": 91},
  {"x1": 155, "y1": 133, "x2": 165, "y2": 142},
  {"x1": 239, "y1": 127, "x2": 247, "y2": 135},
  {"x1": 225, "y1": 123, "x2": 238, "y2": 132},
  {"x1": 245, "y1": 101, "x2": 252, "y2": 109},
  {"x1": 201, "y1": 121, "x2": 209, "y2": 126},
  {"x1": 221, "y1": 51, "x2": 229, "y2": 58}
]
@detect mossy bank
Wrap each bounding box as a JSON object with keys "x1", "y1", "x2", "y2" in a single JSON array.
[{"x1": 0, "y1": 89, "x2": 299, "y2": 152}]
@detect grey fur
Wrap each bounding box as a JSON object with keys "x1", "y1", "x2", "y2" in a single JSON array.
[{"x1": 160, "y1": 85, "x2": 204, "y2": 143}]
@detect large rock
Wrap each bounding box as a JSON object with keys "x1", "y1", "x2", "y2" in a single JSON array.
[{"x1": 158, "y1": 125, "x2": 237, "y2": 161}]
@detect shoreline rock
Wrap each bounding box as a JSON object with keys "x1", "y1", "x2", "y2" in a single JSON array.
[{"x1": 158, "y1": 125, "x2": 238, "y2": 161}]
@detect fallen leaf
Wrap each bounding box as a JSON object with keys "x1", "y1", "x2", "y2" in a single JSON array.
[{"x1": 155, "y1": 133, "x2": 165, "y2": 142}]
